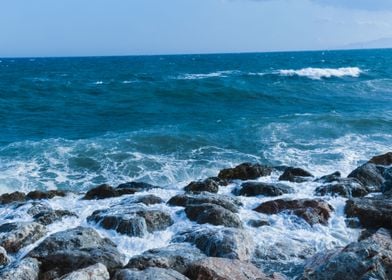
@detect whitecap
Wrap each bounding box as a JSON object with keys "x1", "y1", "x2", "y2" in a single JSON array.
[
  {"x1": 278, "y1": 67, "x2": 362, "y2": 80},
  {"x1": 177, "y1": 70, "x2": 238, "y2": 80},
  {"x1": 95, "y1": 81, "x2": 104, "y2": 85}
]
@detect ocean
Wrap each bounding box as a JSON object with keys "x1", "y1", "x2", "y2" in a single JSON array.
[{"x1": 0, "y1": 49, "x2": 391, "y2": 277}]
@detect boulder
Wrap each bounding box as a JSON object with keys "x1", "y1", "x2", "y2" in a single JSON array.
[
  {"x1": 368, "y1": 152, "x2": 392, "y2": 166},
  {"x1": 0, "y1": 246, "x2": 9, "y2": 266},
  {"x1": 345, "y1": 197, "x2": 392, "y2": 229},
  {"x1": 27, "y1": 227, "x2": 125, "y2": 277},
  {"x1": 247, "y1": 219, "x2": 270, "y2": 228},
  {"x1": 0, "y1": 257, "x2": 40, "y2": 280},
  {"x1": 0, "y1": 222, "x2": 46, "y2": 253},
  {"x1": 207, "y1": 177, "x2": 229, "y2": 186},
  {"x1": 315, "y1": 178, "x2": 368, "y2": 198},
  {"x1": 0, "y1": 191, "x2": 26, "y2": 205},
  {"x1": 348, "y1": 163, "x2": 384, "y2": 191},
  {"x1": 33, "y1": 209, "x2": 77, "y2": 225},
  {"x1": 26, "y1": 190, "x2": 66, "y2": 200},
  {"x1": 184, "y1": 203, "x2": 242, "y2": 228},
  {"x1": 87, "y1": 205, "x2": 173, "y2": 237},
  {"x1": 218, "y1": 163, "x2": 273, "y2": 181},
  {"x1": 253, "y1": 199, "x2": 333, "y2": 226},
  {"x1": 116, "y1": 181, "x2": 159, "y2": 192},
  {"x1": 235, "y1": 182, "x2": 293, "y2": 197},
  {"x1": 126, "y1": 243, "x2": 205, "y2": 274},
  {"x1": 58, "y1": 263, "x2": 109, "y2": 280},
  {"x1": 173, "y1": 227, "x2": 254, "y2": 261},
  {"x1": 185, "y1": 257, "x2": 276, "y2": 280},
  {"x1": 83, "y1": 184, "x2": 134, "y2": 200},
  {"x1": 302, "y1": 228, "x2": 392, "y2": 280},
  {"x1": 315, "y1": 171, "x2": 341, "y2": 183},
  {"x1": 278, "y1": 167, "x2": 313, "y2": 183},
  {"x1": 167, "y1": 193, "x2": 241, "y2": 213},
  {"x1": 113, "y1": 268, "x2": 189, "y2": 280},
  {"x1": 119, "y1": 195, "x2": 164, "y2": 206},
  {"x1": 184, "y1": 179, "x2": 219, "y2": 194}
]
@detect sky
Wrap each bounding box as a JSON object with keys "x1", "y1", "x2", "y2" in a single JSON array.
[{"x1": 1, "y1": 0, "x2": 392, "y2": 57}]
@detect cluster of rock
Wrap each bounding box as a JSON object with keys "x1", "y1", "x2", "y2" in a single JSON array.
[{"x1": 0, "y1": 152, "x2": 390, "y2": 279}]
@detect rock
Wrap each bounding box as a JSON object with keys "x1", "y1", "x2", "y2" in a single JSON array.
[
  {"x1": 83, "y1": 184, "x2": 134, "y2": 200},
  {"x1": 134, "y1": 195, "x2": 164, "y2": 205},
  {"x1": 247, "y1": 219, "x2": 270, "y2": 228},
  {"x1": 0, "y1": 222, "x2": 46, "y2": 253},
  {"x1": 315, "y1": 171, "x2": 341, "y2": 183},
  {"x1": 218, "y1": 163, "x2": 273, "y2": 181},
  {"x1": 345, "y1": 197, "x2": 392, "y2": 229},
  {"x1": 116, "y1": 181, "x2": 159, "y2": 192},
  {"x1": 207, "y1": 177, "x2": 229, "y2": 186},
  {"x1": 0, "y1": 257, "x2": 40, "y2": 280},
  {"x1": 368, "y1": 152, "x2": 392, "y2": 166},
  {"x1": 173, "y1": 227, "x2": 254, "y2": 261},
  {"x1": 27, "y1": 227, "x2": 125, "y2": 277},
  {"x1": 184, "y1": 179, "x2": 219, "y2": 194},
  {"x1": 315, "y1": 179, "x2": 368, "y2": 198},
  {"x1": 33, "y1": 209, "x2": 77, "y2": 225},
  {"x1": 184, "y1": 203, "x2": 242, "y2": 228},
  {"x1": 0, "y1": 246, "x2": 9, "y2": 266},
  {"x1": 348, "y1": 163, "x2": 384, "y2": 191},
  {"x1": 87, "y1": 205, "x2": 173, "y2": 237},
  {"x1": 254, "y1": 199, "x2": 333, "y2": 226},
  {"x1": 167, "y1": 193, "x2": 241, "y2": 213},
  {"x1": 27, "y1": 203, "x2": 53, "y2": 216},
  {"x1": 126, "y1": 243, "x2": 205, "y2": 274},
  {"x1": 302, "y1": 228, "x2": 392, "y2": 280},
  {"x1": 278, "y1": 167, "x2": 313, "y2": 183},
  {"x1": 0, "y1": 191, "x2": 26, "y2": 204},
  {"x1": 113, "y1": 268, "x2": 189, "y2": 280},
  {"x1": 58, "y1": 263, "x2": 109, "y2": 280},
  {"x1": 26, "y1": 190, "x2": 66, "y2": 200},
  {"x1": 235, "y1": 182, "x2": 294, "y2": 197},
  {"x1": 185, "y1": 257, "x2": 275, "y2": 280}
]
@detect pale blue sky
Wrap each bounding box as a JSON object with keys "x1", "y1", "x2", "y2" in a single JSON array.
[{"x1": 1, "y1": 0, "x2": 392, "y2": 57}]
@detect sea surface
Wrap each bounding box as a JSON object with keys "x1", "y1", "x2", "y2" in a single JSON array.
[{"x1": 0, "y1": 49, "x2": 391, "y2": 277}]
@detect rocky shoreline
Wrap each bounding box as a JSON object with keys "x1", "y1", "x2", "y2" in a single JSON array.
[{"x1": 0, "y1": 152, "x2": 391, "y2": 280}]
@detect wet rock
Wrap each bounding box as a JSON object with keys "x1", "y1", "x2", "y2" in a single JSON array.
[
  {"x1": 26, "y1": 190, "x2": 66, "y2": 200},
  {"x1": 116, "y1": 181, "x2": 159, "y2": 192},
  {"x1": 0, "y1": 222, "x2": 46, "y2": 253},
  {"x1": 134, "y1": 194, "x2": 164, "y2": 205},
  {"x1": 83, "y1": 184, "x2": 135, "y2": 200},
  {"x1": 126, "y1": 243, "x2": 205, "y2": 274},
  {"x1": 315, "y1": 171, "x2": 341, "y2": 183},
  {"x1": 348, "y1": 163, "x2": 384, "y2": 192},
  {"x1": 345, "y1": 197, "x2": 392, "y2": 229},
  {"x1": 33, "y1": 209, "x2": 77, "y2": 225},
  {"x1": 113, "y1": 268, "x2": 189, "y2": 280},
  {"x1": 168, "y1": 193, "x2": 241, "y2": 213},
  {"x1": 87, "y1": 205, "x2": 173, "y2": 237},
  {"x1": 185, "y1": 257, "x2": 275, "y2": 280},
  {"x1": 218, "y1": 163, "x2": 273, "y2": 181},
  {"x1": 58, "y1": 263, "x2": 109, "y2": 280},
  {"x1": 184, "y1": 203, "x2": 243, "y2": 228},
  {"x1": 235, "y1": 182, "x2": 294, "y2": 197},
  {"x1": 254, "y1": 199, "x2": 333, "y2": 226},
  {"x1": 207, "y1": 176, "x2": 229, "y2": 186},
  {"x1": 302, "y1": 228, "x2": 392, "y2": 280},
  {"x1": 368, "y1": 152, "x2": 392, "y2": 166},
  {"x1": 0, "y1": 191, "x2": 26, "y2": 205},
  {"x1": 27, "y1": 226, "x2": 125, "y2": 277},
  {"x1": 315, "y1": 179, "x2": 368, "y2": 198},
  {"x1": 0, "y1": 246, "x2": 9, "y2": 266},
  {"x1": 247, "y1": 219, "x2": 270, "y2": 228},
  {"x1": 27, "y1": 203, "x2": 53, "y2": 216},
  {"x1": 278, "y1": 167, "x2": 313, "y2": 183},
  {"x1": 184, "y1": 179, "x2": 219, "y2": 194},
  {"x1": 0, "y1": 257, "x2": 40, "y2": 280},
  {"x1": 173, "y1": 227, "x2": 254, "y2": 261}
]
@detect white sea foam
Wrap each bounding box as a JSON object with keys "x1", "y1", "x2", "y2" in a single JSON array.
[
  {"x1": 278, "y1": 67, "x2": 362, "y2": 80},
  {"x1": 177, "y1": 70, "x2": 238, "y2": 80},
  {"x1": 95, "y1": 81, "x2": 104, "y2": 85}
]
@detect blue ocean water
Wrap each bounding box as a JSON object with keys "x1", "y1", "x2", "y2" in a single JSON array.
[{"x1": 0, "y1": 49, "x2": 391, "y2": 193}]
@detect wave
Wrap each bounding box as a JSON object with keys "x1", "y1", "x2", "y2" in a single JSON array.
[
  {"x1": 176, "y1": 70, "x2": 239, "y2": 80},
  {"x1": 278, "y1": 67, "x2": 362, "y2": 80}
]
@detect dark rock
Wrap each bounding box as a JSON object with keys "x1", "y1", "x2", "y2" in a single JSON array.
[
  {"x1": 116, "y1": 181, "x2": 159, "y2": 192},
  {"x1": 0, "y1": 191, "x2": 26, "y2": 205},
  {"x1": 184, "y1": 179, "x2": 219, "y2": 194},
  {"x1": 368, "y1": 152, "x2": 392, "y2": 166},
  {"x1": 126, "y1": 243, "x2": 205, "y2": 274},
  {"x1": 87, "y1": 205, "x2": 173, "y2": 237},
  {"x1": 207, "y1": 177, "x2": 229, "y2": 186},
  {"x1": 0, "y1": 257, "x2": 40, "y2": 280},
  {"x1": 345, "y1": 197, "x2": 392, "y2": 229},
  {"x1": 33, "y1": 209, "x2": 77, "y2": 225},
  {"x1": 168, "y1": 193, "x2": 241, "y2": 213},
  {"x1": 173, "y1": 227, "x2": 254, "y2": 261},
  {"x1": 247, "y1": 219, "x2": 270, "y2": 228},
  {"x1": 235, "y1": 182, "x2": 294, "y2": 197},
  {"x1": 315, "y1": 171, "x2": 341, "y2": 183},
  {"x1": 184, "y1": 203, "x2": 242, "y2": 228},
  {"x1": 0, "y1": 246, "x2": 9, "y2": 267},
  {"x1": 113, "y1": 268, "x2": 189, "y2": 280},
  {"x1": 218, "y1": 163, "x2": 273, "y2": 181},
  {"x1": 302, "y1": 228, "x2": 392, "y2": 280},
  {"x1": 83, "y1": 184, "x2": 134, "y2": 200},
  {"x1": 315, "y1": 179, "x2": 368, "y2": 198},
  {"x1": 26, "y1": 190, "x2": 66, "y2": 200},
  {"x1": 27, "y1": 226, "x2": 125, "y2": 277},
  {"x1": 185, "y1": 257, "x2": 276, "y2": 280},
  {"x1": 0, "y1": 222, "x2": 46, "y2": 253},
  {"x1": 254, "y1": 199, "x2": 333, "y2": 226},
  {"x1": 278, "y1": 167, "x2": 313, "y2": 183},
  {"x1": 58, "y1": 263, "x2": 109, "y2": 280},
  {"x1": 134, "y1": 195, "x2": 164, "y2": 205},
  {"x1": 348, "y1": 163, "x2": 384, "y2": 191}
]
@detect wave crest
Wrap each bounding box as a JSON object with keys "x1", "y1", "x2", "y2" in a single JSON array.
[{"x1": 278, "y1": 67, "x2": 362, "y2": 80}]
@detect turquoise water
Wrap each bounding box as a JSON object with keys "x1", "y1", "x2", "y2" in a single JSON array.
[{"x1": 0, "y1": 49, "x2": 391, "y2": 192}]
